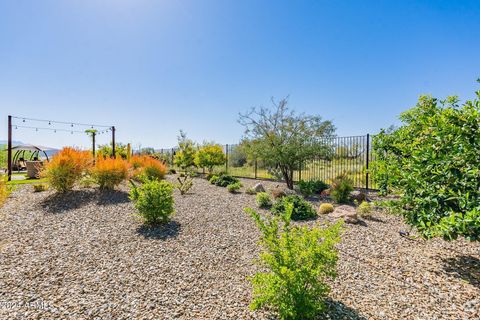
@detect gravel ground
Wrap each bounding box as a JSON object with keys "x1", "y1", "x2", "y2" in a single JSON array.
[{"x1": 0, "y1": 176, "x2": 478, "y2": 319}]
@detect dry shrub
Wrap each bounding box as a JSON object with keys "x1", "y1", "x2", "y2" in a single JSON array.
[
  {"x1": 91, "y1": 157, "x2": 129, "y2": 190},
  {"x1": 42, "y1": 147, "x2": 93, "y2": 192},
  {"x1": 0, "y1": 175, "x2": 8, "y2": 207}
]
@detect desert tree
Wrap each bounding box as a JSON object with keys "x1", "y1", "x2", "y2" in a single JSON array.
[{"x1": 239, "y1": 97, "x2": 335, "y2": 189}]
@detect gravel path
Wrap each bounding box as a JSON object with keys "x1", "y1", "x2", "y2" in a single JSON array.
[{"x1": 0, "y1": 177, "x2": 478, "y2": 319}]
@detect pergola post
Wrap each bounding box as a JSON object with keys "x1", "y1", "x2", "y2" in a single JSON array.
[
  {"x1": 112, "y1": 126, "x2": 116, "y2": 158},
  {"x1": 7, "y1": 115, "x2": 12, "y2": 181}
]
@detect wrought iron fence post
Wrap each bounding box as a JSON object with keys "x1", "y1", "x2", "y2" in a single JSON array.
[
  {"x1": 366, "y1": 133, "x2": 370, "y2": 191},
  {"x1": 171, "y1": 148, "x2": 174, "y2": 166},
  {"x1": 254, "y1": 157, "x2": 257, "y2": 179}
]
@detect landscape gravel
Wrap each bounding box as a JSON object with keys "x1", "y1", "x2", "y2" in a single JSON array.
[{"x1": 0, "y1": 176, "x2": 478, "y2": 319}]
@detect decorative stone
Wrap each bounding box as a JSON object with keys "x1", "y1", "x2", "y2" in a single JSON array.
[
  {"x1": 330, "y1": 205, "x2": 359, "y2": 224},
  {"x1": 253, "y1": 183, "x2": 265, "y2": 193}
]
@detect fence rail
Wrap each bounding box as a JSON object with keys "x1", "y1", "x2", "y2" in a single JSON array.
[{"x1": 157, "y1": 134, "x2": 377, "y2": 190}]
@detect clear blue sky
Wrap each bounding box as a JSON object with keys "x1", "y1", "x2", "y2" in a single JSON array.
[{"x1": 1, "y1": 0, "x2": 479, "y2": 149}]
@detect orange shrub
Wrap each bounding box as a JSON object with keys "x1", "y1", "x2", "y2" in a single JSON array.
[
  {"x1": 91, "y1": 157, "x2": 129, "y2": 190},
  {"x1": 42, "y1": 147, "x2": 93, "y2": 192},
  {"x1": 130, "y1": 155, "x2": 167, "y2": 181},
  {"x1": 130, "y1": 155, "x2": 145, "y2": 170}
]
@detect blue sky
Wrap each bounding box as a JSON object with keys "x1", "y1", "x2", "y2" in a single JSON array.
[{"x1": 1, "y1": 0, "x2": 479, "y2": 149}]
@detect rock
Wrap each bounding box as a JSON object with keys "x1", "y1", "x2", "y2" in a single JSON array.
[
  {"x1": 253, "y1": 183, "x2": 265, "y2": 193},
  {"x1": 350, "y1": 190, "x2": 367, "y2": 202},
  {"x1": 329, "y1": 205, "x2": 359, "y2": 224}
]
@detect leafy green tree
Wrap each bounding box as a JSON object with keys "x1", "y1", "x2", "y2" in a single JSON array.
[
  {"x1": 372, "y1": 83, "x2": 480, "y2": 240},
  {"x1": 239, "y1": 97, "x2": 335, "y2": 189},
  {"x1": 194, "y1": 143, "x2": 226, "y2": 173},
  {"x1": 97, "y1": 142, "x2": 128, "y2": 159},
  {"x1": 173, "y1": 131, "x2": 196, "y2": 170}
]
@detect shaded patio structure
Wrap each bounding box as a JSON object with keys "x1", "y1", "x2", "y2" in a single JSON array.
[{"x1": 6, "y1": 144, "x2": 59, "y2": 179}]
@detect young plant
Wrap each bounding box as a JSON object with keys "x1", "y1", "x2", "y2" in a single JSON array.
[
  {"x1": 245, "y1": 205, "x2": 342, "y2": 320},
  {"x1": 271, "y1": 195, "x2": 317, "y2": 220},
  {"x1": 91, "y1": 157, "x2": 129, "y2": 190},
  {"x1": 256, "y1": 192, "x2": 272, "y2": 208},
  {"x1": 227, "y1": 182, "x2": 242, "y2": 193},
  {"x1": 174, "y1": 131, "x2": 197, "y2": 170},
  {"x1": 246, "y1": 187, "x2": 257, "y2": 195},
  {"x1": 176, "y1": 175, "x2": 193, "y2": 195},
  {"x1": 330, "y1": 174, "x2": 354, "y2": 204},
  {"x1": 129, "y1": 179, "x2": 175, "y2": 224},
  {"x1": 209, "y1": 175, "x2": 219, "y2": 185},
  {"x1": 33, "y1": 184, "x2": 48, "y2": 192},
  {"x1": 42, "y1": 147, "x2": 93, "y2": 192}
]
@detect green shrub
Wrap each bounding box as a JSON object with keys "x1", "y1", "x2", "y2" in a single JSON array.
[
  {"x1": 372, "y1": 87, "x2": 480, "y2": 240},
  {"x1": 33, "y1": 184, "x2": 48, "y2": 192},
  {"x1": 212, "y1": 174, "x2": 239, "y2": 187},
  {"x1": 245, "y1": 205, "x2": 342, "y2": 320},
  {"x1": 246, "y1": 187, "x2": 257, "y2": 195},
  {"x1": 129, "y1": 179, "x2": 175, "y2": 224},
  {"x1": 330, "y1": 174, "x2": 353, "y2": 203},
  {"x1": 297, "y1": 179, "x2": 329, "y2": 197},
  {"x1": 272, "y1": 195, "x2": 316, "y2": 220},
  {"x1": 227, "y1": 182, "x2": 242, "y2": 193},
  {"x1": 256, "y1": 192, "x2": 272, "y2": 208},
  {"x1": 357, "y1": 201, "x2": 373, "y2": 217},
  {"x1": 209, "y1": 175, "x2": 219, "y2": 185},
  {"x1": 318, "y1": 203, "x2": 334, "y2": 214}
]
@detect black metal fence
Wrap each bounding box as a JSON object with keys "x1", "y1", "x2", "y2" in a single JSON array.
[{"x1": 157, "y1": 134, "x2": 376, "y2": 190}]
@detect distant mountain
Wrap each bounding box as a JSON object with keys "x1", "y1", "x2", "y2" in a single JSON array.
[{"x1": 0, "y1": 140, "x2": 24, "y2": 145}]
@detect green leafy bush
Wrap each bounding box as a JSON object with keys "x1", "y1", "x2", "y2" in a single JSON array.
[
  {"x1": 372, "y1": 87, "x2": 480, "y2": 240},
  {"x1": 194, "y1": 144, "x2": 226, "y2": 173},
  {"x1": 212, "y1": 174, "x2": 239, "y2": 187},
  {"x1": 272, "y1": 195, "x2": 316, "y2": 220},
  {"x1": 129, "y1": 179, "x2": 175, "y2": 224},
  {"x1": 330, "y1": 174, "x2": 353, "y2": 203},
  {"x1": 318, "y1": 203, "x2": 334, "y2": 214},
  {"x1": 227, "y1": 182, "x2": 242, "y2": 193},
  {"x1": 246, "y1": 187, "x2": 257, "y2": 195},
  {"x1": 245, "y1": 205, "x2": 342, "y2": 320},
  {"x1": 297, "y1": 179, "x2": 329, "y2": 197},
  {"x1": 357, "y1": 201, "x2": 373, "y2": 217},
  {"x1": 256, "y1": 192, "x2": 272, "y2": 208},
  {"x1": 209, "y1": 175, "x2": 219, "y2": 185}
]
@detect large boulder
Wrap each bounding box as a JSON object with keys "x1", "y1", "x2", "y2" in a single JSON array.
[
  {"x1": 253, "y1": 183, "x2": 265, "y2": 193},
  {"x1": 329, "y1": 205, "x2": 359, "y2": 224}
]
